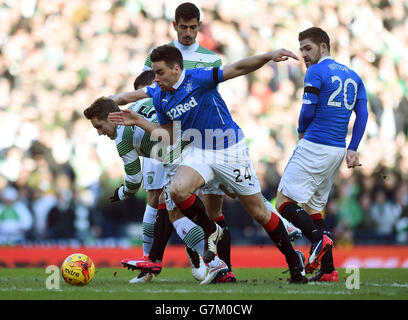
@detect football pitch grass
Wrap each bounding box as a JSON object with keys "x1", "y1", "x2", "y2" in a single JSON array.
[{"x1": 1, "y1": 267, "x2": 408, "y2": 300}]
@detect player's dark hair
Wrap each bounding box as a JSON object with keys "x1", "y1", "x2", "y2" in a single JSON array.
[
  {"x1": 175, "y1": 2, "x2": 200, "y2": 23},
  {"x1": 84, "y1": 97, "x2": 120, "y2": 120},
  {"x1": 150, "y1": 45, "x2": 184, "y2": 70},
  {"x1": 133, "y1": 70, "x2": 155, "y2": 90},
  {"x1": 298, "y1": 27, "x2": 330, "y2": 52}
]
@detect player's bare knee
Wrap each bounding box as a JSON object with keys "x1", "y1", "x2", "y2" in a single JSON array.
[
  {"x1": 275, "y1": 191, "x2": 292, "y2": 211},
  {"x1": 169, "y1": 182, "x2": 189, "y2": 204}
]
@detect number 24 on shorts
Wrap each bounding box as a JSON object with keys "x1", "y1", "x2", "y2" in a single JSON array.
[{"x1": 233, "y1": 166, "x2": 252, "y2": 182}]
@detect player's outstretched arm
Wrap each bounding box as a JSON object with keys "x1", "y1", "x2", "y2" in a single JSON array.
[
  {"x1": 108, "y1": 109, "x2": 160, "y2": 133},
  {"x1": 109, "y1": 89, "x2": 149, "y2": 106},
  {"x1": 222, "y1": 48, "x2": 299, "y2": 81}
]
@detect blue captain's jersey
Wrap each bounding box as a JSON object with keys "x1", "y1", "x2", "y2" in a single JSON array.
[
  {"x1": 300, "y1": 56, "x2": 367, "y2": 149},
  {"x1": 143, "y1": 67, "x2": 244, "y2": 150}
]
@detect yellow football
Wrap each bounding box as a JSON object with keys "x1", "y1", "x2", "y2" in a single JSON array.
[{"x1": 61, "y1": 253, "x2": 95, "y2": 286}]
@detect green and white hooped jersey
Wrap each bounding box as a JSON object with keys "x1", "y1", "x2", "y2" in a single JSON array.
[
  {"x1": 143, "y1": 40, "x2": 222, "y2": 71},
  {"x1": 115, "y1": 98, "x2": 159, "y2": 197}
]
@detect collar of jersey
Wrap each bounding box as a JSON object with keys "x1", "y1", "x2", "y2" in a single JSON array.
[
  {"x1": 173, "y1": 40, "x2": 199, "y2": 53},
  {"x1": 318, "y1": 55, "x2": 334, "y2": 64},
  {"x1": 171, "y1": 69, "x2": 186, "y2": 91}
]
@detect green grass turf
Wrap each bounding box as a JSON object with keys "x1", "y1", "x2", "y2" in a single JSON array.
[{"x1": 1, "y1": 267, "x2": 407, "y2": 300}]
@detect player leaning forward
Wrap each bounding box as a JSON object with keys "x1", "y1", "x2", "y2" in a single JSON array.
[
  {"x1": 109, "y1": 45, "x2": 308, "y2": 283},
  {"x1": 84, "y1": 88, "x2": 223, "y2": 284}
]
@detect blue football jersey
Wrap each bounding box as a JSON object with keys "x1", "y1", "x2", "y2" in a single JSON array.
[
  {"x1": 144, "y1": 67, "x2": 244, "y2": 149},
  {"x1": 299, "y1": 56, "x2": 367, "y2": 149}
]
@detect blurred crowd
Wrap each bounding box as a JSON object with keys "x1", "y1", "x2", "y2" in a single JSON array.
[{"x1": 1, "y1": 0, "x2": 408, "y2": 246}]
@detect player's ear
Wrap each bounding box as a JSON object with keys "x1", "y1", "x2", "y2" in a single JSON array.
[
  {"x1": 172, "y1": 20, "x2": 177, "y2": 30},
  {"x1": 320, "y1": 42, "x2": 327, "y2": 54}
]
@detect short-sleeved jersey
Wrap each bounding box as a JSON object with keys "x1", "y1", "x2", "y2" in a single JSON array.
[
  {"x1": 114, "y1": 98, "x2": 159, "y2": 196},
  {"x1": 301, "y1": 56, "x2": 367, "y2": 148},
  {"x1": 143, "y1": 40, "x2": 222, "y2": 71},
  {"x1": 144, "y1": 68, "x2": 244, "y2": 150}
]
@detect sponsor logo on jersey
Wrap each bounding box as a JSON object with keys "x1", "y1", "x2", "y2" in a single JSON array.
[{"x1": 166, "y1": 96, "x2": 198, "y2": 119}]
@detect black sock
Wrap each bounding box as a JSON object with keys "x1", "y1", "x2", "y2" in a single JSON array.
[
  {"x1": 148, "y1": 208, "x2": 173, "y2": 262},
  {"x1": 214, "y1": 217, "x2": 231, "y2": 270},
  {"x1": 311, "y1": 214, "x2": 335, "y2": 273},
  {"x1": 267, "y1": 219, "x2": 299, "y2": 268},
  {"x1": 177, "y1": 194, "x2": 216, "y2": 237},
  {"x1": 279, "y1": 202, "x2": 322, "y2": 244}
]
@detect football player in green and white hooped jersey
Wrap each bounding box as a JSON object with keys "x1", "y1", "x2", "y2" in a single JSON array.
[{"x1": 84, "y1": 85, "x2": 209, "y2": 284}]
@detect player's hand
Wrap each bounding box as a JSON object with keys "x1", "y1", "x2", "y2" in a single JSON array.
[
  {"x1": 298, "y1": 132, "x2": 304, "y2": 140},
  {"x1": 270, "y1": 48, "x2": 299, "y2": 62},
  {"x1": 109, "y1": 185, "x2": 124, "y2": 202},
  {"x1": 346, "y1": 149, "x2": 361, "y2": 168},
  {"x1": 108, "y1": 109, "x2": 140, "y2": 126}
]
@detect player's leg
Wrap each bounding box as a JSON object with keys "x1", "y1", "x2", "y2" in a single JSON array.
[
  {"x1": 275, "y1": 140, "x2": 343, "y2": 273},
  {"x1": 168, "y1": 208, "x2": 207, "y2": 281},
  {"x1": 236, "y1": 192, "x2": 306, "y2": 283},
  {"x1": 123, "y1": 192, "x2": 173, "y2": 282},
  {"x1": 141, "y1": 189, "x2": 161, "y2": 256},
  {"x1": 200, "y1": 193, "x2": 231, "y2": 268},
  {"x1": 302, "y1": 203, "x2": 338, "y2": 282},
  {"x1": 170, "y1": 164, "x2": 223, "y2": 263},
  {"x1": 275, "y1": 191, "x2": 323, "y2": 244},
  {"x1": 165, "y1": 206, "x2": 228, "y2": 285},
  {"x1": 141, "y1": 158, "x2": 167, "y2": 256},
  {"x1": 200, "y1": 192, "x2": 236, "y2": 283},
  {"x1": 262, "y1": 195, "x2": 303, "y2": 241},
  {"x1": 276, "y1": 190, "x2": 334, "y2": 274},
  {"x1": 299, "y1": 156, "x2": 342, "y2": 280},
  {"x1": 210, "y1": 139, "x2": 306, "y2": 283}
]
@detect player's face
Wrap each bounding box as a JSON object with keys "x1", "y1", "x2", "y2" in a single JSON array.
[
  {"x1": 152, "y1": 60, "x2": 181, "y2": 91},
  {"x1": 173, "y1": 18, "x2": 201, "y2": 46},
  {"x1": 91, "y1": 117, "x2": 116, "y2": 140},
  {"x1": 299, "y1": 38, "x2": 322, "y2": 68}
]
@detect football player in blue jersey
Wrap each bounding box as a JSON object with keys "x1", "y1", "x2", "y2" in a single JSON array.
[
  {"x1": 108, "y1": 44, "x2": 309, "y2": 283},
  {"x1": 275, "y1": 27, "x2": 368, "y2": 282}
]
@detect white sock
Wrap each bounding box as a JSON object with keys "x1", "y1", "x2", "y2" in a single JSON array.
[
  {"x1": 173, "y1": 217, "x2": 224, "y2": 269},
  {"x1": 173, "y1": 217, "x2": 205, "y2": 256},
  {"x1": 263, "y1": 197, "x2": 293, "y2": 233},
  {"x1": 142, "y1": 204, "x2": 157, "y2": 256}
]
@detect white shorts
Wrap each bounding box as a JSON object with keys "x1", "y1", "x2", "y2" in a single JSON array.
[
  {"x1": 162, "y1": 163, "x2": 178, "y2": 211},
  {"x1": 179, "y1": 139, "x2": 261, "y2": 196},
  {"x1": 200, "y1": 176, "x2": 225, "y2": 196},
  {"x1": 142, "y1": 158, "x2": 166, "y2": 191},
  {"x1": 278, "y1": 138, "x2": 345, "y2": 211},
  {"x1": 162, "y1": 164, "x2": 225, "y2": 211}
]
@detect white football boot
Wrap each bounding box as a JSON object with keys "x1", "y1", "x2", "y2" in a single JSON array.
[
  {"x1": 185, "y1": 246, "x2": 207, "y2": 281},
  {"x1": 129, "y1": 270, "x2": 153, "y2": 284}
]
